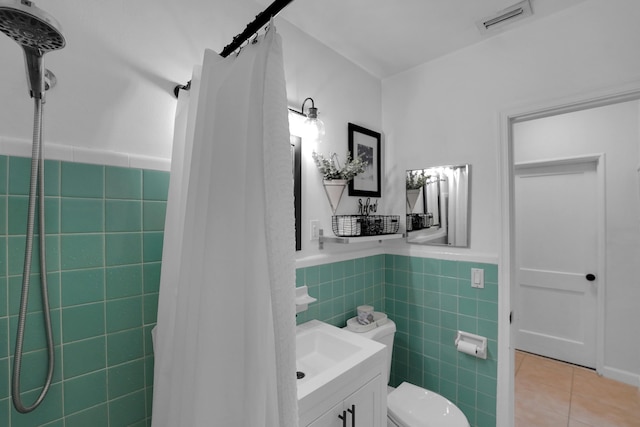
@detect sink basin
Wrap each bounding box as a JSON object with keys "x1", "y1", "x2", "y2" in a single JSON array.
[
  {"x1": 297, "y1": 328, "x2": 361, "y2": 378},
  {"x1": 295, "y1": 319, "x2": 385, "y2": 401}
]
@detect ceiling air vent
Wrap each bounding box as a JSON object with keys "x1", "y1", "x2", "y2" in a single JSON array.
[{"x1": 476, "y1": 0, "x2": 533, "y2": 33}]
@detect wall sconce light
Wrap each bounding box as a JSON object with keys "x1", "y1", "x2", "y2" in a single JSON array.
[{"x1": 289, "y1": 97, "x2": 325, "y2": 142}]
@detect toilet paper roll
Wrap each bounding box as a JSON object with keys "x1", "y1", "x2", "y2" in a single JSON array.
[{"x1": 457, "y1": 341, "x2": 478, "y2": 356}]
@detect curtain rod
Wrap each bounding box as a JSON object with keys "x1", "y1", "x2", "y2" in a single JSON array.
[{"x1": 173, "y1": 0, "x2": 295, "y2": 98}]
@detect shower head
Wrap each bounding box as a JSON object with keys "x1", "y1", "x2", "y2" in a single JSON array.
[{"x1": 0, "y1": 0, "x2": 65, "y2": 99}]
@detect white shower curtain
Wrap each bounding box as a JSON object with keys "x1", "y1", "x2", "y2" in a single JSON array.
[
  {"x1": 446, "y1": 167, "x2": 468, "y2": 247},
  {"x1": 152, "y1": 26, "x2": 298, "y2": 427},
  {"x1": 425, "y1": 180, "x2": 439, "y2": 225}
]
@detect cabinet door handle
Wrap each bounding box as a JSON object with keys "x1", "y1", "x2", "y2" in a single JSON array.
[
  {"x1": 338, "y1": 410, "x2": 347, "y2": 427},
  {"x1": 347, "y1": 404, "x2": 355, "y2": 425}
]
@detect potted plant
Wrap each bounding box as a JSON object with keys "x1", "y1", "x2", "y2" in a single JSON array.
[
  {"x1": 312, "y1": 151, "x2": 366, "y2": 214},
  {"x1": 312, "y1": 151, "x2": 366, "y2": 181},
  {"x1": 406, "y1": 170, "x2": 428, "y2": 213},
  {"x1": 406, "y1": 170, "x2": 428, "y2": 190}
]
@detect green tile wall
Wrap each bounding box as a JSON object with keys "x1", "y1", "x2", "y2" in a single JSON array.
[
  {"x1": 296, "y1": 254, "x2": 498, "y2": 427},
  {"x1": 385, "y1": 255, "x2": 498, "y2": 427},
  {"x1": 1, "y1": 153, "x2": 498, "y2": 426},
  {"x1": 295, "y1": 255, "x2": 386, "y2": 327},
  {"x1": 0, "y1": 155, "x2": 168, "y2": 427}
]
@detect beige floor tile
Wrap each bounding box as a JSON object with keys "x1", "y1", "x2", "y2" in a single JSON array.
[
  {"x1": 516, "y1": 378, "x2": 571, "y2": 418},
  {"x1": 570, "y1": 393, "x2": 640, "y2": 427},
  {"x1": 526, "y1": 352, "x2": 575, "y2": 370},
  {"x1": 516, "y1": 351, "x2": 526, "y2": 375},
  {"x1": 568, "y1": 419, "x2": 593, "y2": 427},
  {"x1": 515, "y1": 405, "x2": 569, "y2": 427},
  {"x1": 517, "y1": 353, "x2": 574, "y2": 393},
  {"x1": 572, "y1": 368, "x2": 640, "y2": 414},
  {"x1": 515, "y1": 352, "x2": 640, "y2": 427}
]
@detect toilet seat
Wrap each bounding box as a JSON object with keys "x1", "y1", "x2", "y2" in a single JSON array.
[{"x1": 387, "y1": 382, "x2": 470, "y2": 427}]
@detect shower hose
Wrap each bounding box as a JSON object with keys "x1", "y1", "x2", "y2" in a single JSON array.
[{"x1": 11, "y1": 97, "x2": 55, "y2": 413}]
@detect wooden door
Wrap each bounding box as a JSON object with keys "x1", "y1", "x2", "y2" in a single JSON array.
[{"x1": 515, "y1": 160, "x2": 599, "y2": 368}]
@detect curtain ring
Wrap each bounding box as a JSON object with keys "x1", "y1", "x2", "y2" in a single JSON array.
[{"x1": 235, "y1": 41, "x2": 246, "y2": 57}]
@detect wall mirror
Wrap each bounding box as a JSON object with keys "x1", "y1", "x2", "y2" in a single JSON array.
[
  {"x1": 406, "y1": 164, "x2": 470, "y2": 247},
  {"x1": 291, "y1": 135, "x2": 301, "y2": 251}
]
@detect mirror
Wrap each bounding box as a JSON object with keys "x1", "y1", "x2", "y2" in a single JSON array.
[
  {"x1": 406, "y1": 164, "x2": 470, "y2": 247},
  {"x1": 291, "y1": 135, "x2": 301, "y2": 251}
]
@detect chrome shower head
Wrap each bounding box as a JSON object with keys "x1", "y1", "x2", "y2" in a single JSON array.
[{"x1": 0, "y1": 0, "x2": 65, "y2": 99}]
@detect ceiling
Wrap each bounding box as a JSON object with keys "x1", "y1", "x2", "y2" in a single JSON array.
[{"x1": 257, "y1": 0, "x2": 586, "y2": 78}]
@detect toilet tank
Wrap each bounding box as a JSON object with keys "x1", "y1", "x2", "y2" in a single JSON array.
[{"x1": 344, "y1": 318, "x2": 396, "y2": 386}]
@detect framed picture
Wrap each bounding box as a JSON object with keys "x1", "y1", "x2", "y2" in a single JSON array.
[{"x1": 348, "y1": 123, "x2": 381, "y2": 197}]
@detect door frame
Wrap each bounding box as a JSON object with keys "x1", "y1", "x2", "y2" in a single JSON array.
[
  {"x1": 495, "y1": 84, "x2": 640, "y2": 427},
  {"x1": 514, "y1": 154, "x2": 605, "y2": 369}
]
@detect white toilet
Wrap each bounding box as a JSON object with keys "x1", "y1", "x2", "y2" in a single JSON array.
[{"x1": 344, "y1": 317, "x2": 470, "y2": 427}]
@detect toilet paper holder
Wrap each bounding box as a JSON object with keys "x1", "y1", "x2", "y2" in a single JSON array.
[{"x1": 455, "y1": 330, "x2": 488, "y2": 359}]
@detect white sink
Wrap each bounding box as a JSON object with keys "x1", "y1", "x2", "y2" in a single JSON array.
[
  {"x1": 295, "y1": 319, "x2": 385, "y2": 401},
  {"x1": 297, "y1": 327, "x2": 361, "y2": 379}
]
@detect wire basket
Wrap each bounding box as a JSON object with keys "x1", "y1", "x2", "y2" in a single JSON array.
[{"x1": 332, "y1": 215, "x2": 400, "y2": 237}]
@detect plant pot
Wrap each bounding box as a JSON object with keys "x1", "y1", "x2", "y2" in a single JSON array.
[
  {"x1": 406, "y1": 188, "x2": 422, "y2": 213},
  {"x1": 323, "y1": 179, "x2": 348, "y2": 215}
]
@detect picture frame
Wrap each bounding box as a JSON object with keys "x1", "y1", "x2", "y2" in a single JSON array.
[{"x1": 348, "y1": 123, "x2": 381, "y2": 197}]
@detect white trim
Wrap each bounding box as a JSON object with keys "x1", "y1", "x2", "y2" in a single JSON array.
[
  {"x1": 498, "y1": 84, "x2": 640, "y2": 427},
  {"x1": 595, "y1": 156, "x2": 607, "y2": 377},
  {"x1": 497, "y1": 109, "x2": 515, "y2": 427},
  {"x1": 0, "y1": 136, "x2": 171, "y2": 171},
  {"x1": 601, "y1": 366, "x2": 640, "y2": 388},
  {"x1": 505, "y1": 82, "x2": 640, "y2": 124},
  {"x1": 295, "y1": 245, "x2": 500, "y2": 270},
  {"x1": 295, "y1": 246, "x2": 386, "y2": 269},
  {"x1": 514, "y1": 153, "x2": 604, "y2": 169},
  {"x1": 384, "y1": 245, "x2": 499, "y2": 264}
]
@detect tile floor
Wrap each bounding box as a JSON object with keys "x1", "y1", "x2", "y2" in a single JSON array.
[{"x1": 515, "y1": 350, "x2": 640, "y2": 427}]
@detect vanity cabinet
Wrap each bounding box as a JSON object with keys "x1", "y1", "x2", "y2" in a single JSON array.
[
  {"x1": 296, "y1": 320, "x2": 387, "y2": 427},
  {"x1": 304, "y1": 375, "x2": 383, "y2": 427}
]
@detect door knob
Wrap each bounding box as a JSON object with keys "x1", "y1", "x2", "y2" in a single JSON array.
[{"x1": 585, "y1": 273, "x2": 596, "y2": 281}]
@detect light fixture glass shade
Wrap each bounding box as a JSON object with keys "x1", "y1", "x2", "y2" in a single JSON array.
[
  {"x1": 288, "y1": 110, "x2": 306, "y2": 136},
  {"x1": 303, "y1": 116, "x2": 325, "y2": 141}
]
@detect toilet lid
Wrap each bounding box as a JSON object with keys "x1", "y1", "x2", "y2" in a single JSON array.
[{"x1": 387, "y1": 382, "x2": 470, "y2": 427}]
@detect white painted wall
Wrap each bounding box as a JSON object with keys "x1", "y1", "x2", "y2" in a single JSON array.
[
  {"x1": 383, "y1": 0, "x2": 640, "y2": 259},
  {"x1": 381, "y1": 0, "x2": 640, "y2": 415},
  {"x1": 278, "y1": 22, "x2": 385, "y2": 259},
  {"x1": 0, "y1": 0, "x2": 254, "y2": 162},
  {"x1": 637, "y1": 107, "x2": 640, "y2": 164},
  {"x1": 0, "y1": 0, "x2": 382, "y2": 163},
  {"x1": 0, "y1": 0, "x2": 384, "y2": 258},
  {"x1": 514, "y1": 101, "x2": 640, "y2": 382}
]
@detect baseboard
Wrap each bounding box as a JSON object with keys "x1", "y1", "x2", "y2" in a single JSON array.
[{"x1": 601, "y1": 365, "x2": 640, "y2": 388}]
